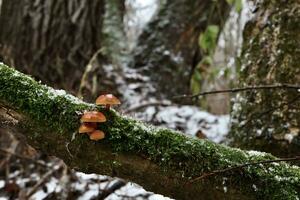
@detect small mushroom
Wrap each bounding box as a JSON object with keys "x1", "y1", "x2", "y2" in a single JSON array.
[
  {"x1": 89, "y1": 130, "x2": 105, "y2": 141},
  {"x1": 78, "y1": 123, "x2": 97, "y2": 133},
  {"x1": 80, "y1": 111, "x2": 106, "y2": 123},
  {"x1": 96, "y1": 94, "x2": 121, "y2": 110}
]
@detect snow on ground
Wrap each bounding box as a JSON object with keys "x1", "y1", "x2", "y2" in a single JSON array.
[
  {"x1": 0, "y1": 169, "x2": 173, "y2": 200},
  {"x1": 106, "y1": 182, "x2": 173, "y2": 200},
  {"x1": 134, "y1": 105, "x2": 230, "y2": 143}
]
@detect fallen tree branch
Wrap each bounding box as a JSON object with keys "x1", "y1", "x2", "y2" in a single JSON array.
[
  {"x1": 1, "y1": 63, "x2": 300, "y2": 199},
  {"x1": 173, "y1": 84, "x2": 300, "y2": 99}
]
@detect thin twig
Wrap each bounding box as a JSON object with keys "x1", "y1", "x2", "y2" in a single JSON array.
[
  {"x1": 116, "y1": 192, "x2": 152, "y2": 199},
  {"x1": 123, "y1": 101, "x2": 173, "y2": 113},
  {"x1": 189, "y1": 156, "x2": 300, "y2": 183},
  {"x1": 65, "y1": 142, "x2": 74, "y2": 158},
  {"x1": 173, "y1": 84, "x2": 300, "y2": 99},
  {"x1": 98, "y1": 179, "x2": 127, "y2": 199},
  {"x1": 78, "y1": 48, "x2": 103, "y2": 97}
]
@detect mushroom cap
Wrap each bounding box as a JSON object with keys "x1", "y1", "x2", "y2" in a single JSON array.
[
  {"x1": 80, "y1": 111, "x2": 106, "y2": 123},
  {"x1": 96, "y1": 94, "x2": 121, "y2": 106},
  {"x1": 78, "y1": 123, "x2": 97, "y2": 133},
  {"x1": 89, "y1": 130, "x2": 105, "y2": 141}
]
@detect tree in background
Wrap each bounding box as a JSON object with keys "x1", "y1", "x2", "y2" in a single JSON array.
[
  {"x1": 0, "y1": 0, "x2": 229, "y2": 102},
  {"x1": 230, "y1": 0, "x2": 300, "y2": 157}
]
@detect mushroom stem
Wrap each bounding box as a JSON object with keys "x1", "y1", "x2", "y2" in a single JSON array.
[{"x1": 105, "y1": 104, "x2": 111, "y2": 110}]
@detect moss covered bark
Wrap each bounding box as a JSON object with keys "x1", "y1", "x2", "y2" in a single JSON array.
[
  {"x1": 230, "y1": 0, "x2": 300, "y2": 156},
  {"x1": 1, "y1": 63, "x2": 300, "y2": 199}
]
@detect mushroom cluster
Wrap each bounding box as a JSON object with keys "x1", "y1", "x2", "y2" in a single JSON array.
[{"x1": 78, "y1": 94, "x2": 120, "y2": 141}]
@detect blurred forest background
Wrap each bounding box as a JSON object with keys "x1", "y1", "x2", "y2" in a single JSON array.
[{"x1": 0, "y1": 0, "x2": 299, "y2": 199}]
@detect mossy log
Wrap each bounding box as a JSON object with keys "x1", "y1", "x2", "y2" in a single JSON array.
[{"x1": 1, "y1": 63, "x2": 300, "y2": 199}]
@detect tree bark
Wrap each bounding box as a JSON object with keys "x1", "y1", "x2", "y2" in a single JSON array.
[
  {"x1": 1, "y1": 63, "x2": 300, "y2": 199},
  {"x1": 71, "y1": 0, "x2": 230, "y2": 104},
  {"x1": 77, "y1": 0, "x2": 128, "y2": 102},
  {"x1": 230, "y1": 0, "x2": 300, "y2": 157},
  {"x1": 0, "y1": 0, "x2": 106, "y2": 93},
  {"x1": 131, "y1": 0, "x2": 229, "y2": 100}
]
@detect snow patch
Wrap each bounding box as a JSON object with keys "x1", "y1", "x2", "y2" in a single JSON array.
[
  {"x1": 247, "y1": 150, "x2": 267, "y2": 157},
  {"x1": 284, "y1": 133, "x2": 294, "y2": 144},
  {"x1": 0, "y1": 180, "x2": 4, "y2": 189},
  {"x1": 125, "y1": 0, "x2": 159, "y2": 50},
  {"x1": 46, "y1": 86, "x2": 94, "y2": 106},
  {"x1": 135, "y1": 105, "x2": 229, "y2": 143}
]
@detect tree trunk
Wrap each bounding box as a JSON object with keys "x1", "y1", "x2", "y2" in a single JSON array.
[
  {"x1": 131, "y1": 0, "x2": 230, "y2": 100},
  {"x1": 77, "y1": 0, "x2": 128, "y2": 102},
  {"x1": 48, "y1": 0, "x2": 230, "y2": 104},
  {"x1": 230, "y1": 0, "x2": 300, "y2": 157},
  {"x1": 0, "y1": 0, "x2": 107, "y2": 93},
  {"x1": 1, "y1": 63, "x2": 300, "y2": 199},
  {"x1": 0, "y1": 0, "x2": 231, "y2": 135}
]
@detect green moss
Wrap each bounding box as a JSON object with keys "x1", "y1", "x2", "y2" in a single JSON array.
[
  {"x1": 1, "y1": 63, "x2": 300, "y2": 198},
  {"x1": 0, "y1": 63, "x2": 95, "y2": 134},
  {"x1": 100, "y1": 110, "x2": 300, "y2": 198}
]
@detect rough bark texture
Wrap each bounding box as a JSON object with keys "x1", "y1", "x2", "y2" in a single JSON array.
[
  {"x1": 1, "y1": 64, "x2": 300, "y2": 199},
  {"x1": 131, "y1": 0, "x2": 230, "y2": 100},
  {"x1": 230, "y1": 0, "x2": 300, "y2": 157},
  {"x1": 0, "y1": 0, "x2": 105, "y2": 93}
]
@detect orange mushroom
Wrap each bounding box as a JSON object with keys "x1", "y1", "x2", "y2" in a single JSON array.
[
  {"x1": 78, "y1": 123, "x2": 97, "y2": 133},
  {"x1": 96, "y1": 94, "x2": 121, "y2": 110},
  {"x1": 80, "y1": 111, "x2": 106, "y2": 123},
  {"x1": 89, "y1": 130, "x2": 105, "y2": 141}
]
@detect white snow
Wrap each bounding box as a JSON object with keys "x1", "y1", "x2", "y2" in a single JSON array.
[
  {"x1": 247, "y1": 150, "x2": 267, "y2": 157},
  {"x1": 31, "y1": 178, "x2": 59, "y2": 200},
  {"x1": 1, "y1": 169, "x2": 172, "y2": 200},
  {"x1": 106, "y1": 182, "x2": 173, "y2": 200},
  {"x1": 284, "y1": 133, "x2": 294, "y2": 144},
  {"x1": 252, "y1": 184, "x2": 257, "y2": 192},
  {"x1": 46, "y1": 87, "x2": 92, "y2": 106},
  {"x1": 74, "y1": 172, "x2": 173, "y2": 200},
  {"x1": 0, "y1": 180, "x2": 4, "y2": 189},
  {"x1": 135, "y1": 105, "x2": 230, "y2": 143},
  {"x1": 125, "y1": 0, "x2": 159, "y2": 50}
]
